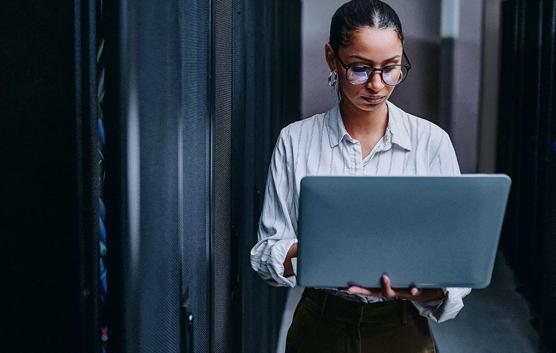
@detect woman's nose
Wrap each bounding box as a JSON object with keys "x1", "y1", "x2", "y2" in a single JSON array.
[{"x1": 366, "y1": 71, "x2": 384, "y2": 91}]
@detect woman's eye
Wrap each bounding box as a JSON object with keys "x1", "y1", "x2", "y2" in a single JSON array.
[
  {"x1": 383, "y1": 66, "x2": 397, "y2": 73},
  {"x1": 351, "y1": 65, "x2": 370, "y2": 73}
]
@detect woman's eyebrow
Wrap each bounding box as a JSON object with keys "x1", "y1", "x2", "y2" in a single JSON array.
[{"x1": 349, "y1": 54, "x2": 401, "y2": 64}]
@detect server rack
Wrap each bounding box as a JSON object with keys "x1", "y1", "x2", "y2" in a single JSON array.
[
  {"x1": 103, "y1": 0, "x2": 301, "y2": 352},
  {"x1": 104, "y1": 0, "x2": 216, "y2": 351},
  {"x1": 0, "y1": 2, "x2": 140, "y2": 352},
  {"x1": 4, "y1": 0, "x2": 300, "y2": 351},
  {"x1": 231, "y1": 1, "x2": 301, "y2": 352},
  {"x1": 497, "y1": 0, "x2": 556, "y2": 350},
  {"x1": 3, "y1": 0, "x2": 100, "y2": 352},
  {"x1": 538, "y1": 1, "x2": 556, "y2": 347}
]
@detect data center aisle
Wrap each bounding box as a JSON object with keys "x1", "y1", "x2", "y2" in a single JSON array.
[{"x1": 276, "y1": 253, "x2": 541, "y2": 353}]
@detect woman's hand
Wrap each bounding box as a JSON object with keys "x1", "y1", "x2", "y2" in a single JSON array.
[
  {"x1": 283, "y1": 243, "x2": 298, "y2": 277},
  {"x1": 345, "y1": 275, "x2": 445, "y2": 302}
]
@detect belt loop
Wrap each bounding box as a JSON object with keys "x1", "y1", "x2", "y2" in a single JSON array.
[
  {"x1": 320, "y1": 293, "x2": 329, "y2": 317},
  {"x1": 400, "y1": 300, "x2": 408, "y2": 326}
]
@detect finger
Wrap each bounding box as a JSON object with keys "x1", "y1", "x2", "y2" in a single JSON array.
[
  {"x1": 347, "y1": 286, "x2": 374, "y2": 296},
  {"x1": 381, "y1": 275, "x2": 397, "y2": 298},
  {"x1": 409, "y1": 287, "x2": 422, "y2": 297}
]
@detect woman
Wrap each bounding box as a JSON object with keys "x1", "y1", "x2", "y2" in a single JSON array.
[{"x1": 251, "y1": 1, "x2": 471, "y2": 352}]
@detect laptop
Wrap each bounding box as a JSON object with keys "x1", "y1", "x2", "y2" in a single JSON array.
[{"x1": 296, "y1": 175, "x2": 511, "y2": 289}]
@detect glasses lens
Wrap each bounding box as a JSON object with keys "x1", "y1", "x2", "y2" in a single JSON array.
[
  {"x1": 346, "y1": 68, "x2": 368, "y2": 85},
  {"x1": 382, "y1": 66, "x2": 402, "y2": 85},
  {"x1": 346, "y1": 65, "x2": 409, "y2": 86}
]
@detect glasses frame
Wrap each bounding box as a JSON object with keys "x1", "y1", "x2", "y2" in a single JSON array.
[{"x1": 335, "y1": 51, "x2": 412, "y2": 86}]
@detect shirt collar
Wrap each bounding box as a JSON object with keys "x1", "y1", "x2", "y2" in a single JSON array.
[{"x1": 326, "y1": 100, "x2": 412, "y2": 151}]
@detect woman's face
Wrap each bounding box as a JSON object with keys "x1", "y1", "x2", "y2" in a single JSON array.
[{"x1": 325, "y1": 26, "x2": 403, "y2": 114}]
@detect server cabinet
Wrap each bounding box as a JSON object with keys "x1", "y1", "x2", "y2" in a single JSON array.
[
  {"x1": 3, "y1": 0, "x2": 300, "y2": 351},
  {"x1": 538, "y1": 0, "x2": 556, "y2": 349},
  {"x1": 103, "y1": 0, "x2": 215, "y2": 352},
  {"x1": 104, "y1": 0, "x2": 301, "y2": 352},
  {"x1": 497, "y1": 0, "x2": 556, "y2": 350},
  {"x1": 3, "y1": 1, "x2": 100, "y2": 352},
  {"x1": 231, "y1": 1, "x2": 302, "y2": 353}
]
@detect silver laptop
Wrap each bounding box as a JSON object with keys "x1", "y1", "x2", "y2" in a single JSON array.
[{"x1": 296, "y1": 175, "x2": 511, "y2": 289}]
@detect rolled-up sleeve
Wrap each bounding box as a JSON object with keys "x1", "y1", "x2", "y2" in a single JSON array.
[
  {"x1": 250, "y1": 128, "x2": 298, "y2": 287},
  {"x1": 411, "y1": 287, "x2": 472, "y2": 323},
  {"x1": 414, "y1": 128, "x2": 471, "y2": 322}
]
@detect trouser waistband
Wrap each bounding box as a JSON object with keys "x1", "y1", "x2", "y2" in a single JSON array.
[{"x1": 302, "y1": 288, "x2": 420, "y2": 325}]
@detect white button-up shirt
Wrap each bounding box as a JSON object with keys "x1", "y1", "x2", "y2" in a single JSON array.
[{"x1": 250, "y1": 100, "x2": 471, "y2": 322}]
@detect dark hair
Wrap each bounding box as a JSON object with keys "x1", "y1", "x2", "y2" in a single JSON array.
[{"x1": 329, "y1": 0, "x2": 404, "y2": 54}]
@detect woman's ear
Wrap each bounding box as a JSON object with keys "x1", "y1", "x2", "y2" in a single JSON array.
[{"x1": 324, "y1": 43, "x2": 337, "y2": 72}]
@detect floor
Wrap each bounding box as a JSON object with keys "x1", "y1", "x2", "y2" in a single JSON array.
[{"x1": 276, "y1": 253, "x2": 545, "y2": 353}]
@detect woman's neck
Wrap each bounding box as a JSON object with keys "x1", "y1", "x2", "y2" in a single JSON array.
[{"x1": 339, "y1": 100, "x2": 388, "y2": 138}]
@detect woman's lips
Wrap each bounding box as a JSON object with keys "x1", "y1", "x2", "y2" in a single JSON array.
[{"x1": 361, "y1": 95, "x2": 386, "y2": 105}]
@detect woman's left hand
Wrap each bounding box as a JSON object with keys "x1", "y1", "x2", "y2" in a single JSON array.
[{"x1": 345, "y1": 275, "x2": 445, "y2": 302}]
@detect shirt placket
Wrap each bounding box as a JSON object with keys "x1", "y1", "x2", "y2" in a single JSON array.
[
  {"x1": 344, "y1": 137, "x2": 362, "y2": 175},
  {"x1": 368, "y1": 133, "x2": 389, "y2": 159},
  {"x1": 354, "y1": 142, "x2": 363, "y2": 174}
]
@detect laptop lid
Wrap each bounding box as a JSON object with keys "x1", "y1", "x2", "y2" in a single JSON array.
[{"x1": 296, "y1": 175, "x2": 511, "y2": 289}]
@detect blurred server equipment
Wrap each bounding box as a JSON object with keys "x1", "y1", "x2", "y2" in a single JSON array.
[
  {"x1": 497, "y1": 0, "x2": 556, "y2": 351},
  {"x1": 230, "y1": 1, "x2": 301, "y2": 352},
  {"x1": 3, "y1": 0, "x2": 300, "y2": 352},
  {"x1": 3, "y1": 0, "x2": 100, "y2": 352},
  {"x1": 104, "y1": 0, "x2": 301, "y2": 352}
]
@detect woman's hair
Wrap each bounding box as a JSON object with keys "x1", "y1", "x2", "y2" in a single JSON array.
[{"x1": 329, "y1": 0, "x2": 404, "y2": 54}]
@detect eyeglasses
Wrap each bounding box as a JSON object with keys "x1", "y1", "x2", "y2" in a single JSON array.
[{"x1": 335, "y1": 51, "x2": 412, "y2": 86}]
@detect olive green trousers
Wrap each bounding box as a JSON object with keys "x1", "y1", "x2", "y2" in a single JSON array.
[{"x1": 285, "y1": 288, "x2": 437, "y2": 353}]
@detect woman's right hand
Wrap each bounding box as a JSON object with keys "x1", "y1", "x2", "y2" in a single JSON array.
[
  {"x1": 283, "y1": 242, "x2": 298, "y2": 277},
  {"x1": 346, "y1": 274, "x2": 445, "y2": 302}
]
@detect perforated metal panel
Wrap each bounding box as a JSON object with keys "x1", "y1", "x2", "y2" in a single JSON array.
[
  {"x1": 103, "y1": 1, "x2": 301, "y2": 352},
  {"x1": 212, "y1": 0, "x2": 233, "y2": 352},
  {"x1": 104, "y1": 0, "x2": 213, "y2": 352},
  {"x1": 129, "y1": 0, "x2": 183, "y2": 352},
  {"x1": 179, "y1": 0, "x2": 212, "y2": 352},
  {"x1": 230, "y1": 1, "x2": 301, "y2": 352}
]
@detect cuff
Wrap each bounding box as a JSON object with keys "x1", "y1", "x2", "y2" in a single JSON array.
[
  {"x1": 268, "y1": 238, "x2": 298, "y2": 287},
  {"x1": 411, "y1": 287, "x2": 470, "y2": 323}
]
